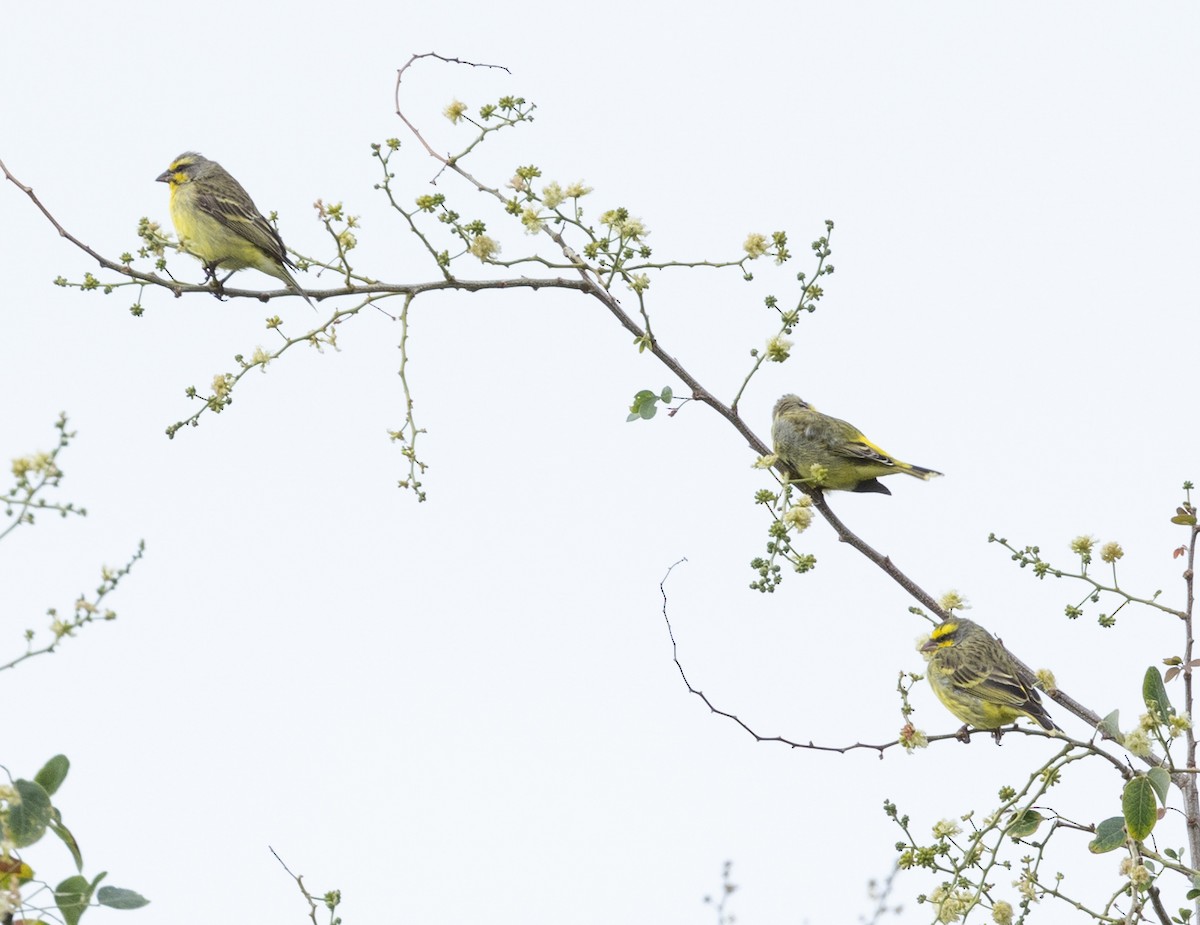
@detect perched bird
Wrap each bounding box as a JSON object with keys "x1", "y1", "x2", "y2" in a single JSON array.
[
  {"x1": 771, "y1": 394, "x2": 942, "y2": 494},
  {"x1": 156, "y1": 152, "x2": 315, "y2": 309},
  {"x1": 921, "y1": 617, "x2": 1060, "y2": 740}
]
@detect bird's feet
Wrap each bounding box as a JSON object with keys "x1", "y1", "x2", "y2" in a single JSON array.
[{"x1": 202, "y1": 264, "x2": 230, "y2": 302}]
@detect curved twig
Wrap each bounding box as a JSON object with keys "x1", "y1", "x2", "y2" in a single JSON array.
[{"x1": 658, "y1": 559, "x2": 1082, "y2": 757}]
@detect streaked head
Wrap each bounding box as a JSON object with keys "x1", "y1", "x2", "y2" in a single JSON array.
[
  {"x1": 156, "y1": 152, "x2": 213, "y2": 188},
  {"x1": 772, "y1": 394, "x2": 812, "y2": 418}
]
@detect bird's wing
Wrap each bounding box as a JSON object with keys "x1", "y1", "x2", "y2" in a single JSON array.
[
  {"x1": 949, "y1": 656, "x2": 1035, "y2": 711},
  {"x1": 841, "y1": 439, "x2": 897, "y2": 466},
  {"x1": 193, "y1": 188, "x2": 292, "y2": 268},
  {"x1": 799, "y1": 415, "x2": 902, "y2": 468},
  {"x1": 820, "y1": 425, "x2": 898, "y2": 467}
]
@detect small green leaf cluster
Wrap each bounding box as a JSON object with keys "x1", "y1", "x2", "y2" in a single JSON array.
[
  {"x1": 1076, "y1": 653, "x2": 1200, "y2": 921},
  {"x1": 626, "y1": 387, "x2": 673, "y2": 422},
  {"x1": 1101, "y1": 667, "x2": 1193, "y2": 765},
  {"x1": 1, "y1": 756, "x2": 148, "y2": 925}
]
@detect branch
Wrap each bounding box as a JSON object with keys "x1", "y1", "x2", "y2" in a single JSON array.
[
  {"x1": 1180, "y1": 512, "x2": 1200, "y2": 904},
  {"x1": 1, "y1": 412, "x2": 86, "y2": 543},
  {"x1": 1, "y1": 540, "x2": 145, "y2": 673},
  {"x1": 269, "y1": 848, "x2": 341, "y2": 925},
  {"x1": 810, "y1": 494, "x2": 949, "y2": 618},
  {"x1": 391, "y1": 64, "x2": 954, "y2": 624},
  {"x1": 2, "y1": 70, "x2": 1100, "y2": 746},
  {"x1": 0, "y1": 157, "x2": 122, "y2": 273},
  {"x1": 3, "y1": 156, "x2": 580, "y2": 309},
  {"x1": 659, "y1": 560, "x2": 1064, "y2": 757}
]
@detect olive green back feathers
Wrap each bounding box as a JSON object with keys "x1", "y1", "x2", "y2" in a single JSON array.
[
  {"x1": 921, "y1": 618, "x2": 1059, "y2": 733},
  {"x1": 771, "y1": 394, "x2": 942, "y2": 494}
]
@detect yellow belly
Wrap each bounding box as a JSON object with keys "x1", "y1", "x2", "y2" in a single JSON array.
[
  {"x1": 929, "y1": 669, "x2": 1025, "y2": 729},
  {"x1": 170, "y1": 187, "x2": 277, "y2": 276}
]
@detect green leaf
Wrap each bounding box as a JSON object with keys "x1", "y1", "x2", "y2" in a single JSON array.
[
  {"x1": 1088, "y1": 816, "x2": 1127, "y2": 853},
  {"x1": 56, "y1": 874, "x2": 92, "y2": 925},
  {"x1": 34, "y1": 755, "x2": 70, "y2": 796},
  {"x1": 1006, "y1": 809, "x2": 1044, "y2": 838},
  {"x1": 1123, "y1": 776, "x2": 1158, "y2": 841},
  {"x1": 49, "y1": 810, "x2": 83, "y2": 872},
  {"x1": 7, "y1": 778, "x2": 53, "y2": 848},
  {"x1": 1148, "y1": 767, "x2": 1172, "y2": 806},
  {"x1": 626, "y1": 389, "x2": 657, "y2": 422},
  {"x1": 1098, "y1": 709, "x2": 1122, "y2": 740},
  {"x1": 1171, "y1": 513, "x2": 1197, "y2": 526},
  {"x1": 1143, "y1": 666, "x2": 1174, "y2": 725},
  {"x1": 97, "y1": 886, "x2": 150, "y2": 910},
  {"x1": 626, "y1": 387, "x2": 674, "y2": 422}
]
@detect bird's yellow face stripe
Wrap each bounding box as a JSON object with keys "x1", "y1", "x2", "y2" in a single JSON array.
[
  {"x1": 923, "y1": 620, "x2": 960, "y2": 651},
  {"x1": 155, "y1": 157, "x2": 198, "y2": 189}
]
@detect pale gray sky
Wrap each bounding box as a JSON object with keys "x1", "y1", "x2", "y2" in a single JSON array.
[{"x1": 3, "y1": 3, "x2": 1198, "y2": 923}]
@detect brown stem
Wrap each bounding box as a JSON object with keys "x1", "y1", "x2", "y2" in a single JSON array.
[{"x1": 1183, "y1": 522, "x2": 1200, "y2": 906}]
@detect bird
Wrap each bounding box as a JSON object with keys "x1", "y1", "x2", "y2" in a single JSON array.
[
  {"x1": 156, "y1": 152, "x2": 315, "y2": 309},
  {"x1": 770, "y1": 394, "x2": 942, "y2": 494},
  {"x1": 921, "y1": 617, "x2": 1060, "y2": 740}
]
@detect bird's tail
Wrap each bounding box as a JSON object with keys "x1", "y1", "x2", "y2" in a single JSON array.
[
  {"x1": 293, "y1": 283, "x2": 317, "y2": 312},
  {"x1": 281, "y1": 266, "x2": 317, "y2": 312},
  {"x1": 1030, "y1": 703, "x2": 1061, "y2": 733},
  {"x1": 899, "y1": 462, "x2": 943, "y2": 481}
]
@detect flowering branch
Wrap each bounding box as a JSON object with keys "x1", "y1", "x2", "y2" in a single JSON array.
[{"x1": 2, "y1": 416, "x2": 144, "y2": 673}]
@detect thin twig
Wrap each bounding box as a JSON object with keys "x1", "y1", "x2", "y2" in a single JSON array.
[{"x1": 658, "y1": 559, "x2": 1066, "y2": 756}]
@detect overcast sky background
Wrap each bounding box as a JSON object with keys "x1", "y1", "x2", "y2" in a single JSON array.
[{"x1": 2, "y1": 4, "x2": 1198, "y2": 923}]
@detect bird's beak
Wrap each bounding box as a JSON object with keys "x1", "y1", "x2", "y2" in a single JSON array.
[
  {"x1": 155, "y1": 169, "x2": 172, "y2": 184},
  {"x1": 919, "y1": 638, "x2": 937, "y2": 653}
]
